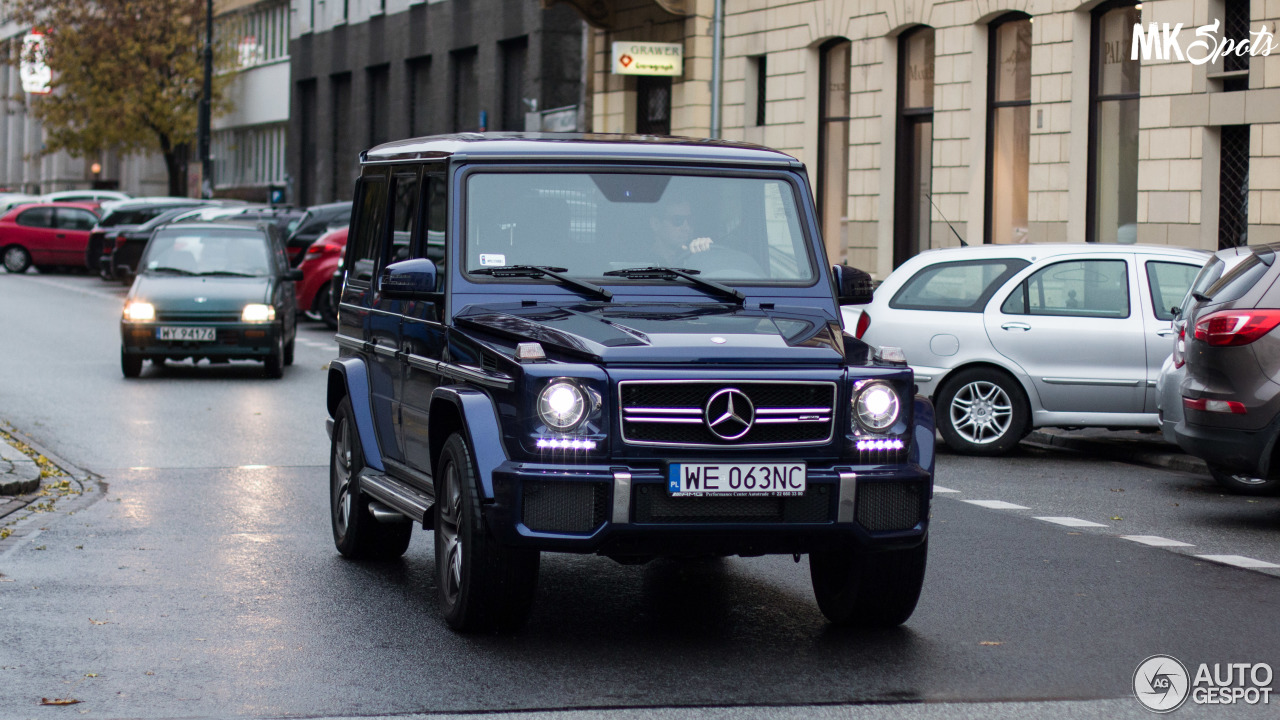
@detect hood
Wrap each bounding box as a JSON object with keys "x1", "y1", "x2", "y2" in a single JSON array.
[
  {"x1": 455, "y1": 302, "x2": 847, "y2": 365},
  {"x1": 132, "y1": 275, "x2": 271, "y2": 312}
]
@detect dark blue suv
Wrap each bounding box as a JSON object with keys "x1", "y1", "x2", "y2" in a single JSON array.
[{"x1": 326, "y1": 134, "x2": 935, "y2": 632}]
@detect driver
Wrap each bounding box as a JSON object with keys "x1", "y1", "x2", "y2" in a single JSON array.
[{"x1": 649, "y1": 198, "x2": 713, "y2": 266}]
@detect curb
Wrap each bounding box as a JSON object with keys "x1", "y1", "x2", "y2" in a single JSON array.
[
  {"x1": 1024, "y1": 430, "x2": 1208, "y2": 475},
  {"x1": 0, "y1": 422, "x2": 105, "y2": 557}
]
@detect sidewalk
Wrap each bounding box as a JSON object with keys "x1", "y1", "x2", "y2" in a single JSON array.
[
  {"x1": 1024, "y1": 427, "x2": 1208, "y2": 475},
  {"x1": 0, "y1": 423, "x2": 100, "y2": 551}
]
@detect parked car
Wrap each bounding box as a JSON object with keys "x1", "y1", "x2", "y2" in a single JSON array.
[
  {"x1": 0, "y1": 193, "x2": 37, "y2": 214},
  {"x1": 296, "y1": 227, "x2": 347, "y2": 328},
  {"x1": 0, "y1": 202, "x2": 102, "y2": 273},
  {"x1": 287, "y1": 201, "x2": 352, "y2": 254},
  {"x1": 85, "y1": 197, "x2": 214, "y2": 276},
  {"x1": 38, "y1": 189, "x2": 131, "y2": 204},
  {"x1": 1155, "y1": 247, "x2": 1254, "y2": 446},
  {"x1": 846, "y1": 244, "x2": 1208, "y2": 455},
  {"x1": 169, "y1": 206, "x2": 309, "y2": 263},
  {"x1": 1173, "y1": 243, "x2": 1280, "y2": 495},
  {"x1": 120, "y1": 222, "x2": 301, "y2": 378},
  {"x1": 325, "y1": 134, "x2": 930, "y2": 633}
]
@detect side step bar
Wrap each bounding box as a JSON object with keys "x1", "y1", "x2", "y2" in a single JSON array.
[{"x1": 359, "y1": 470, "x2": 435, "y2": 528}]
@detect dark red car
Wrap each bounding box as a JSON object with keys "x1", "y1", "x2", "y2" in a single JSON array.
[
  {"x1": 296, "y1": 226, "x2": 347, "y2": 328},
  {"x1": 1, "y1": 202, "x2": 101, "y2": 273}
]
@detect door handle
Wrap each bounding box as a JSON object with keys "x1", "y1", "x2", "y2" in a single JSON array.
[
  {"x1": 1155, "y1": 328, "x2": 1177, "y2": 337},
  {"x1": 1001, "y1": 322, "x2": 1031, "y2": 332}
]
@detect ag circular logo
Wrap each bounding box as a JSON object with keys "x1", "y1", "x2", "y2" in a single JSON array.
[{"x1": 1134, "y1": 655, "x2": 1190, "y2": 713}]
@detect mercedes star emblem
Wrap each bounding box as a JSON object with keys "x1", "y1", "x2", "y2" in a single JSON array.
[{"x1": 704, "y1": 388, "x2": 754, "y2": 440}]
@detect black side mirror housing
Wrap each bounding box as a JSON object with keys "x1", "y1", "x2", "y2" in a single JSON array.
[
  {"x1": 379, "y1": 258, "x2": 438, "y2": 299},
  {"x1": 284, "y1": 268, "x2": 305, "y2": 282},
  {"x1": 833, "y1": 264, "x2": 874, "y2": 305}
]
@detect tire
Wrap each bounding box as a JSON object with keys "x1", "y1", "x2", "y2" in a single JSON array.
[
  {"x1": 810, "y1": 539, "x2": 928, "y2": 628},
  {"x1": 121, "y1": 349, "x2": 143, "y2": 379},
  {"x1": 264, "y1": 332, "x2": 285, "y2": 378},
  {"x1": 936, "y1": 368, "x2": 1030, "y2": 456},
  {"x1": 3, "y1": 245, "x2": 31, "y2": 274},
  {"x1": 316, "y1": 281, "x2": 339, "y2": 330},
  {"x1": 283, "y1": 337, "x2": 295, "y2": 367},
  {"x1": 436, "y1": 432, "x2": 539, "y2": 633},
  {"x1": 330, "y1": 397, "x2": 412, "y2": 559},
  {"x1": 1208, "y1": 464, "x2": 1280, "y2": 496}
]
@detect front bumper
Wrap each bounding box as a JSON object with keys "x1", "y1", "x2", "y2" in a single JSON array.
[
  {"x1": 484, "y1": 460, "x2": 932, "y2": 557},
  {"x1": 121, "y1": 321, "x2": 281, "y2": 359}
]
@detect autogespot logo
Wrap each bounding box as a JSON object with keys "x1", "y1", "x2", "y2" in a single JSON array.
[{"x1": 1134, "y1": 655, "x2": 1190, "y2": 713}]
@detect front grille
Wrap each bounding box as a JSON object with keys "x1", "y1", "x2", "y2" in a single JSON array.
[
  {"x1": 155, "y1": 312, "x2": 241, "y2": 323},
  {"x1": 521, "y1": 480, "x2": 609, "y2": 534},
  {"x1": 632, "y1": 484, "x2": 832, "y2": 524},
  {"x1": 620, "y1": 380, "x2": 836, "y2": 447},
  {"x1": 856, "y1": 482, "x2": 922, "y2": 532}
]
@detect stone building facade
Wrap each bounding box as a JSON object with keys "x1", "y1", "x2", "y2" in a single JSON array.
[{"x1": 573, "y1": 0, "x2": 1280, "y2": 279}]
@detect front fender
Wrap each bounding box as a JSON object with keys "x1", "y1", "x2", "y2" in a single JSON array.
[
  {"x1": 429, "y1": 386, "x2": 508, "y2": 499},
  {"x1": 327, "y1": 357, "x2": 384, "y2": 472},
  {"x1": 912, "y1": 396, "x2": 936, "y2": 484}
]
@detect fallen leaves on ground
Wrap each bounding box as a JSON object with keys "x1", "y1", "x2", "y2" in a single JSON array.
[
  {"x1": 979, "y1": 641, "x2": 1003, "y2": 646},
  {"x1": 39, "y1": 698, "x2": 82, "y2": 706},
  {"x1": 88, "y1": 619, "x2": 111, "y2": 625}
]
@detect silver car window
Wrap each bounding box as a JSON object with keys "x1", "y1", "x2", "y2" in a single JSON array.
[
  {"x1": 1002, "y1": 259, "x2": 1129, "y2": 318},
  {"x1": 890, "y1": 259, "x2": 1028, "y2": 312},
  {"x1": 1146, "y1": 261, "x2": 1200, "y2": 321}
]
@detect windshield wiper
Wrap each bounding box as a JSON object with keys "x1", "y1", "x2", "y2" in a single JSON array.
[
  {"x1": 603, "y1": 266, "x2": 745, "y2": 304},
  {"x1": 472, "y1": 265, "x2": 612, "y2": 301},
  {"x1": 195, "y1": 270, "x2": 261, "y2": 277},
  {"x1": 147, "y1": 266, "x2": 196, "y2": 276}
]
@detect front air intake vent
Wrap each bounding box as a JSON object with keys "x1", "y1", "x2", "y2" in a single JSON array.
[
  {"x1": 521, "y1": 481, "x2": 609, "y2": 534},
  {"x1": 856, "y1": 482, "x2": 923, "y2": 532}
]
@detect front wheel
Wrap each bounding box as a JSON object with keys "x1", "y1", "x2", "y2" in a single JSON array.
[
  {"x1": 330, "y1": 397, "x2": 412, "y2": 559},
  {"x1": 436, "y1": 432, "x2": 539, "y2": 633},
  {"x1": 121, "y1": 349, "x2": 143, "y2": 378},
  {"x1": 1208, "y1": 464, "x2": 1280, "y2": 496},
  {"x1": 936, "y1": 368, "x2": 1030, "y2": 456},
  {"x1": 810, "y1": 540, "x2": 928, "y2": 628},
  {"x1": 3, "y1": 245, "x2": 31, "y2": 274},
  {"x1": 264, "y1": 332, "x2": 285, "y2": 378}
]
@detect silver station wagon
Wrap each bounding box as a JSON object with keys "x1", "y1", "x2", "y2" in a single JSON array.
[{"x1": 847, "y1": 244, "x2": 1208, "y2": 455}]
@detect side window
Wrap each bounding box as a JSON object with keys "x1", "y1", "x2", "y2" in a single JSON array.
[
  {"x1": 16, "y1": 207, "x2": 54, "y2": 228},
  {"x1": 1146, "y1": 261, "x2": 1200, "y2": 321},
  {"x1": 423, "y1": 170, "x2": 448, "y2": 280},
  {"x1": 390, "y1": 169, "x2": 420, "y2": 264},
  {"x1": 1002, "y1": 259, "x2": 1129, "y2": 318},
  {"x1": 891, "y1": 259, "x2": 1030, "y2": 312},
  {"x1": 56, "y1": 208, "x2": 97, "y2": 231},
  {"x1": 347, "y1": 174, "x2": 389, "y2": 284}
]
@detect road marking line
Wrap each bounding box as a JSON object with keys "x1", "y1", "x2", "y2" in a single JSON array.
[
  {"x1": 1035, "y1": 516, "x2": 1109, "y2": 528},
  {"x1": 1195, "y1": 554, "x2": 1280, "y2": 569},
  {"x1": 1121, "y1": 535, "x2": 1194, "y2": 548},
  {"x1": 933, "y1": 485, "x2": 960, "y2": 493},
  {"x1": 963, "y1": 500, "x2": 1030, "y2": 510}
]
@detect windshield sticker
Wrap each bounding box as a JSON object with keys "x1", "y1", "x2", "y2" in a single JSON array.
[{"x1": 479, "y1": 254, "x2": 507, "y2": 267}]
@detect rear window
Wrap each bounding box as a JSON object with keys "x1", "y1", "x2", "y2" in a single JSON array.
[
  {"x1": 890, "y1": 259, "x2": 1029, "y2": 312},
  {"x1": 1204, "y1": 251, "x2": 1274, "y2": 306}
]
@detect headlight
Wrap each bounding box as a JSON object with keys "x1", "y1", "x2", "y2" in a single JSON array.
[
  {"x1": 538, "y1": 380, "x2": 587, "y2": 431},
  {"x1": 854, "y1": 381, "x2": 900, "y2": 432},
  {"x1": 241, "y1": 304, "x2": 276, "y2": 323},
  {"x1": 123, "y1": 301, "x2": 155, "y2": 322}
]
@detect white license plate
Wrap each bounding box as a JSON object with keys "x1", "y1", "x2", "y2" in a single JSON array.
[
  {"x1": 668, "y1": 463, "x2": 806, "y2": 497},
  {"x1": 157, "y1": 326, "x2": 217, "y2": 342}
]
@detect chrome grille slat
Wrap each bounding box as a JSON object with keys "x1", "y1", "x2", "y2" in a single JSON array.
[{"x1": 619, "y1": 380, "x2": 837, "y2": 448}]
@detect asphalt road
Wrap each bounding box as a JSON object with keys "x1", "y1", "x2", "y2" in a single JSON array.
[{"x1": 1, "y1": 272, "x2": 1278, "y2": 719}]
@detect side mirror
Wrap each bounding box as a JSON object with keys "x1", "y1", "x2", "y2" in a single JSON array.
[
  {"x1": 284, "y1": 268, "x2": 304, "y2": 282},
  {"x1": 833, "y1": 264, "x2": 874, "y2": 305},
  {"x1": 379, "y1": 258, "x2": 438, "y2": 299}
]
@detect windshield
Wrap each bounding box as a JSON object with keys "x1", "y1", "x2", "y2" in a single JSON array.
[
  {"x1": 464, "y1": 172, "x2": 816, "y2": 284},
  {"x1": 141, "y1": 230, "x2": 273, "y2": 276}
]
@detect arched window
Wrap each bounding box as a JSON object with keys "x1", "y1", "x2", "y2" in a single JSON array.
[
  {"x1": 1089, "y1": 1, "x2": 1141, "y2": 243},
  {"x1": 895, "y1": 26, "x2": 935, "y2": 266},
  {"x1": 817, "y1": 38, "x2": 851, "y2": 263},
  {"x1": 986, "y1": 13, "x2": 1032, "y2": 244}
]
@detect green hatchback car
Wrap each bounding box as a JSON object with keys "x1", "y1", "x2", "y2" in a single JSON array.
[{"x1": 120, "y1": 222, "x2": 302, "y2": 378}]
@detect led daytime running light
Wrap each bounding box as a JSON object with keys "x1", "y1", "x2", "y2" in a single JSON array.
[{"x1": 535, "y1": 437, "x2": 598, "y2": 450}]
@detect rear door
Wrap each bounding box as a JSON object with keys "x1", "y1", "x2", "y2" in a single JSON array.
[
  {"x1": 1139, "y1": 256, "x2": 1203, "y2": 412},
  {"x1": 985, "y1": 254, "x2": 1147, "y2": 414}
]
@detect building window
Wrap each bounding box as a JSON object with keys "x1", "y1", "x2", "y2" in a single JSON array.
[
  {"x1": 1089, "y1": 1, "x2": 1141, "y2": 244},
  {"x1": 367, "y1": 64, "x2": 390, "y2": 147},
  {"x1": 986, "y1": 14, "x2": 1031, "y2": 245},
  {"x1": 331, "y1": 72, "x2": 355, "y2": 200},
  {"x1": 297, "y1": 79, "x2": 317, "y2": 204},
  {"x1": 1219, "y1": 0, "x2": 1250, "y2": 91},
  {"x1": 452, "y1": 47, "x2": 479, "y2": 132},
  {"x1": 217, "y1": 0, "x2": 291, "y2": 68},
  {"x1": 746, "y1": 55, "x2": 767, "y2": 127},
  {"x1": 1219, "y1": 125, "x2": 1250, "y2": 248},
  {"x1": 408, "y1": 56, "x2": 432, "y2": 137},
  {"x1": 817, "y1": 38, "x2": 850, "y2": 264},
  {"x1": 635, "y1": 76, "x2": 672, "y2": 134},
  {"x1": 895, "y1": 27, "x2": 934, "y2": 266},
  {"x1": 500, "y1": 37, "x2": 529, "y2": 131},
  {"x1": 212, "y1": 123, "x2": 287, "y2": 189}
]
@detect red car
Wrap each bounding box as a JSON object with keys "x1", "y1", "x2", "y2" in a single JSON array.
[
  {"x1": 1, "y1": 202, "x2": 101, "y2": 273},
  {"x1": 296, "y1": 226, "x2": 347, "y2": 328}
]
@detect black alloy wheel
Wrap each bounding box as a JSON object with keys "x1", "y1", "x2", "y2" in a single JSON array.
[
  {"x1": 809, "y1": 539, "x2": 928, "y2": 628},
  {"x1": 329, "y1": 397, "x2": 412, "y2": 559}
]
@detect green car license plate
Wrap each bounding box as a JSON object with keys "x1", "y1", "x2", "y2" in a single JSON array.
[{"x1": 157, "y1": 326, "x2": 217, "y2": 342}]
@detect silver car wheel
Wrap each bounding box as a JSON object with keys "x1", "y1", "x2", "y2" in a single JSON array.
[
  {"x1": 438, "y1": 460, "x2": 464, "y2": 606},
  {"x1": 333, "y1": 418, "x2": 353, "y2": 536},
  {"x1": 950, "y1": 380, "x2": 1013, "y2": 444},
  {"x1": 4, "y1": 246, "x2": 30, "y2": 273}
]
